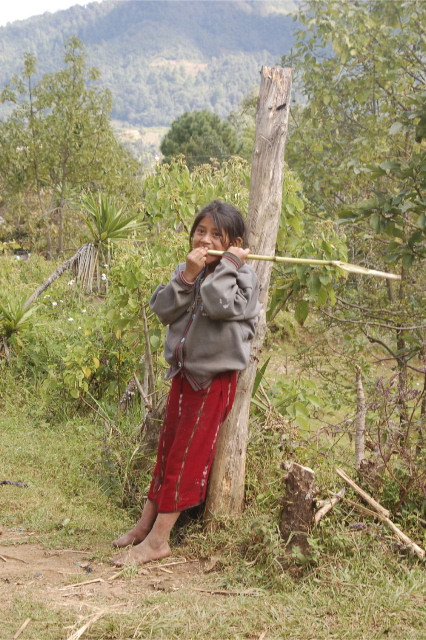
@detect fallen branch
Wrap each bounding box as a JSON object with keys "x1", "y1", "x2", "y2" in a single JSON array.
[
  {"x1": 58, "y1": 577, "x2": 104, "y2": 591},
  {"x1": 314, "y1": 488, "x2": 345, "y2": 524},
  {"x1": 193, "y1": 587, "x2": 263, "y2": 596},
  {"x1": 108, "y1": 570, "x2": 125, "y2": 582},
  {"x1": 342, "y1": 495, "x2": 383, "y2": 519},
  {"x1": 13, "y1": 618, "x2": 31, "y2": 640},
  {"x1": 383, "y1": 517, "x2": 425, "y2": 559},
  {"x1": 152, "y1": 558, "x2": 197, "y2": 568},
  {"x1": 336, "y1": 468, "x2": 425, "y2": 559},
  {"x1": 66, "y1": 609, "x2": 108, "y2": 640},
  {"x1": 0, "y1": 553, "x2": 29, "y2": 564},
  {"x1": 336, "y1": 468, "x2": 389, "y2": 517}
]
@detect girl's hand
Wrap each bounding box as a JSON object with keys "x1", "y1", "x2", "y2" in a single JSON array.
[
  {"x1": 226, "y1": 246, "x2": 251, "y2": 265},
  {"x1": 183, "y1": 247, "x2": 208, "y2": 282}
]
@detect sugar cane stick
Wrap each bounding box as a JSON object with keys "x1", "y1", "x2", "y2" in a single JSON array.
[{"x1": 207, "y1": 250, "x2": 401, "y2": 280}]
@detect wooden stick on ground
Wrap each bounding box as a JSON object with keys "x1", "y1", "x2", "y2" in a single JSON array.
[
  {"x1": 0, "y1": 553, "x2": 29, "y2": 564},
  {"x1": 336, "y1": 468, "x2": 390, "y2": 517},
  {"x1": 315, "y1": 488, "x2": 345, "y2": 524},
  {"x1": 58, "y1": 577, "x2": 104, "y2": 591},
  {"x1": 336, "y1": 468, "x2": 425, "y2": 559},
  {"x1": 66, "y1": 609, "x2": 108, "y2": 640},
  {"x1": 13, "y1": 618, "x2": 31, "y2": 640}
]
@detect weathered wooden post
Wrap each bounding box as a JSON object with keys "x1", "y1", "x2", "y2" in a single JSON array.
[{"x1": 206, "y1": 66, "x2": 292, "y2": 517}]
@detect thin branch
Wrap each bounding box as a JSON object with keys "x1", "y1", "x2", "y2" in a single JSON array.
[
  {"x1": 321, "y1": 309, "x2": 426, "y2": 332},
  {"x1": 133, "y1": 373, "x2": 152, "y2": 411},
  {"x1": 364, "y1": 332, "x2": 426, "y2": 373}
]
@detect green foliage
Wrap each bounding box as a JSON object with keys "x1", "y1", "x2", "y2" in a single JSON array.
[
  {"x1": 284, "y1": 0, "x2": 425, "y2": 270},
  {"x1": 0, "y1": 37, "x2": 142, "y2": 254},
  {"x1": 81, "y1": 193, "x2": 142, "y2": 245},
  {"x1": 0, "y1": 297, "x2": 37, "y2": 339},
  {"x1": 269, "y1": 377, "x2": 322, "y2": 431},
  {"x1": 160, "y1": 110, "x2": 243, "y2": 169},
  {"x1": 339, "y1": 88, "x2": 426, "y2": 268}
]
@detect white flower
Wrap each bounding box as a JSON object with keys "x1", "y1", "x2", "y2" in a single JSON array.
[
  {"x1": 68, "y1": 317, "x2": 74, "y2": 322},
  {"x1": 44, "y1": 295, "x2": 51, "y2": 299},
  {"x1": 101, "y1": 273, "x2": 107, "y2": 281},
  {"x1": 78, "y1": 326, "x2": 81, "y2": 330},
  {"x1": 59, "y1": 300, "x2": 64, "y2": 303},
  {"x1": 68, "y1": 280, "x2": 75, "y2": 286},
  {"x1": 81, "y1": 309, "x2": 87, "y2": 313},
  {"x1": 52, "y1": 301, "x2": 57, "y2": 306}
]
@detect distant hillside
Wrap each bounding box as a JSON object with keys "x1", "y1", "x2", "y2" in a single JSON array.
[{"x1": 0, "y1": 0, "x2": 297, "y2": 127}]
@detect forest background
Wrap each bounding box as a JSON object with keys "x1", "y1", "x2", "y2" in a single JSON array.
[{"x1": 1, "y1": 1, "x2": 425, "y2": 638}]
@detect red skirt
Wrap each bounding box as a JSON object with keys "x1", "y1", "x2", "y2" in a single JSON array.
[{"x1": 148, "y1": 371, "x2": 237, "y2": 512}]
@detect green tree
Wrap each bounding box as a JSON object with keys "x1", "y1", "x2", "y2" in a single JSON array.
[
  {"x1": 160, "y1": 110, "x2": 242, "y2": 169},
  {"x1": 0, "y1": 37, "x2": 141, "y2": 256},
  {"x1": 282, "y1": 0, "x2": 426, "y2": 499},
  {"x1": 284, "y1": 0, "x2": 425, "y2": 217}
]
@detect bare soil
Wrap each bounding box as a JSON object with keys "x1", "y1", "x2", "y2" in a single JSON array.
[{"x1": 0, "y1": 527, "x2": 209, "y2": 621}]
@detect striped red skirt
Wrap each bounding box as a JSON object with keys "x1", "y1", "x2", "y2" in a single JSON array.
[{"x1": 148, "y1": 371, "x2": 237, "y2": 513}]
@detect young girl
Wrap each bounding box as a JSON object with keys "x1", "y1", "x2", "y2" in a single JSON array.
[{"x1": 112, "y1": 200, "x2": 260, "y2": 566}]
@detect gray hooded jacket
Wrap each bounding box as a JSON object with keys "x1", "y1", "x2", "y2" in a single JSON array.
[{"x1": 150, "y1": 252, "x2": 261, "y2": 390}]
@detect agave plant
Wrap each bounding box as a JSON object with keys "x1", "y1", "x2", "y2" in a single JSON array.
[
  {"x1": 0, "y1": 298, "x2": 38, "y2": 339},
  {"x1": 82, "y1": 193, "x2": 141, "y2": 244},
  {"x1": 78, "y1": 193, "x2": 143, "y2": 293}
]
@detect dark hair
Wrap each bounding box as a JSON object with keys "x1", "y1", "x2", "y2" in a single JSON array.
[{"x1": 189, "y1": 200, "x2": 246, "y2": 247}]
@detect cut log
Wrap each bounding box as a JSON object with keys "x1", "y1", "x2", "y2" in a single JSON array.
[{"x1": 280, "y1": 461, "x2": 318, "y2": 553}]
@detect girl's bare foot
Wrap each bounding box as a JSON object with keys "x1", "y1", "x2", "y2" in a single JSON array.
[
  {"x1": 112, "y1": 528, "x2": 147, "y2": 548},
  {"x1": 112, "y1": 537, "x2": 171, "y2": 566}
]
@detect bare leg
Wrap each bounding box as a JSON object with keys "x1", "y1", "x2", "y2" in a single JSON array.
[
  {"x1": 112, "y1": 511, "x2": 180, "y2": 566},
  {"x1": 112, "y1": 499, "x2": 158, "y2": 548}
]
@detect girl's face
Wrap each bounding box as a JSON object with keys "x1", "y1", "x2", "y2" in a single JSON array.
[{"x1": 192, "y1": 216, "x2": 241, "y2": 268}]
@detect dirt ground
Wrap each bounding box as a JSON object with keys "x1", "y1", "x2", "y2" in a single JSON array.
[{"x1": 0, "y1": 527, "x2": 229, "y2": 637}]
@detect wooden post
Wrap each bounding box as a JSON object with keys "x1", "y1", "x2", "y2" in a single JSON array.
[{"x1": 205, "y1": 66, "x2": 292, "y2": 517}]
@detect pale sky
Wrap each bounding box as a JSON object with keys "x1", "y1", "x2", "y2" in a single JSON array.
[{"x1": 0, "y1": 0, "x2": 100, "y2": 27}]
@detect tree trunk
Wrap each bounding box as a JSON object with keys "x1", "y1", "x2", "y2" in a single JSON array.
[
  {"x1": 23, "y1": 243, "x2": 91, "y2": 310},
  {"x1": 205, "y1": 66, "x2": 292, "y2": 517}
]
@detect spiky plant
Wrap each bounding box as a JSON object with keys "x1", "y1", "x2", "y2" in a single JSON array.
[
  {"x1": 0, "y1": 298, "x2": 38, "y2": 339},
  {"x1": 78, "y1": 193, "x2": 143, "y2": 293}
]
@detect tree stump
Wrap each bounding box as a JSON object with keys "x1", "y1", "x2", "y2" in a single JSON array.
[{"x1": 280, "y1": 461, "x2": 318, "y2": 554}]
